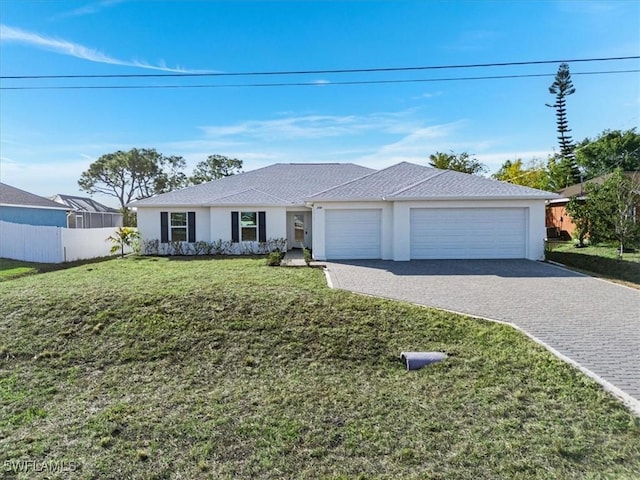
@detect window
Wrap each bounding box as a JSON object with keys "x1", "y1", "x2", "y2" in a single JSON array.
[
  {"x1": 241, "y1": 211, "x2": 257, "y2": 241},
  {"x1": 170, "y1": 212, "x2": 188, "y2": 241},
  {"x1": 161, "y1": 211, "x2": 196, "y2": 243},
  {"x1": 231, "y1": 211, "x2": 266, "y2": 243}
]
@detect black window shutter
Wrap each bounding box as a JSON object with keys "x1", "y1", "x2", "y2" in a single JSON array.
[
  {"x1": 231, "y1": 211, "x2": 239, "y2": 243},
  {"x1": 160, "y1": 212, "x2": 169, "y2": 243},
  {"x1": 188, "y1": 211, "x2": 196, "y2": 242},
  {"x1": 258, "y1": 211, "x2": 266, "y2": 242}
]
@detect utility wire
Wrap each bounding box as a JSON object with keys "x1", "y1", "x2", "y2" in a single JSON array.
[
  {"x1": 1, "y1": 69, "x2": 638, "y2": 90},
  {"x1": 1, "y1": 55, "x2": 638, "y2": 80}
]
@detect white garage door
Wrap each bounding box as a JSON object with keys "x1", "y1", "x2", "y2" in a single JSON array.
[
  {"x1": 410, "y1": 208, "x2": 527, "y2": 259},
  {"x1": 326, "y1": 209, "x2": 382, "y2": 259}
]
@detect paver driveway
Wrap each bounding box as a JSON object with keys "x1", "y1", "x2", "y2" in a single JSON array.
[{"x1": 325, "y1": 259, "x2": 640, "y2": 414}]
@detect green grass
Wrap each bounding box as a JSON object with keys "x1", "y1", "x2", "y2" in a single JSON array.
[
  {"x1": 0, "y1": 257, "x2": 113, "y2": 282},
  {"x1": 0, "y1": 258, "x2": 42, "y2": 281},
  {"x1": 1, "y1": 257, "x2": 639, "y2": 479},
  {"x1": 546, "y1": 242, "x2": 640, "y2": 288}
]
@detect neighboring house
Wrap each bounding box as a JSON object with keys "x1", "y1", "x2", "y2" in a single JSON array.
[
  {"x1": 0, "y1": 182, "x2": 69, "y2": 227},
  {"x1": 50, "y1": 194, "x2": 123, "y2": 228},
  {"x1": 130, "y1": 162, "x2": 557, "y2": 261},
  {"x1": 546, "y1": 171, "x2": 639, "y2": 239}
]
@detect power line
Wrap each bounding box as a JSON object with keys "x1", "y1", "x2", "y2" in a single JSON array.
[
  {"x1": 1, "y1": 69, "x2": 638, "y2": 91},
  {"x1": 1, "y1": 55, "x2": 638, "y2": 80}
]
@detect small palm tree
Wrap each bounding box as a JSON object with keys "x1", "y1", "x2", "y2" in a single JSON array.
[{"x1": 106, "y1": 227, "x2": 140, "y2": 258}]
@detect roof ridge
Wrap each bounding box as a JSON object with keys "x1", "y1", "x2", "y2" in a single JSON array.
[
  {"x1": 214, "y1": 187, "x2": 290, "y2": 204},
  {"x1": 249, "y1": 186, "x2": 291, "y2": 203},
  {"x1": 387, "y1": 168, "x2": 447, "y2": 197},
  {"x1": 307, "y1": 166, "x2": 381, "y2": 198}
]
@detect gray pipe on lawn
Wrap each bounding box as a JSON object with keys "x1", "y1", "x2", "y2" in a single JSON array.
[{"x1": 400, "y1": 351, "x2": 447, "y2": 370}]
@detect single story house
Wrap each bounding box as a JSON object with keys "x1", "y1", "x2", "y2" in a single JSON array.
[
  {"x1": 130, "y1": 161, "x2": 558, "y2": 261},
  {"x1": 0, "y1": 182, "x2": 69, "y2": 227},
  {"x1": 50, "y1": 194, "x2": 123, "y2": 228},
  {"x1": 546, "y1": 171, "x2": 639, "y2": 239}
]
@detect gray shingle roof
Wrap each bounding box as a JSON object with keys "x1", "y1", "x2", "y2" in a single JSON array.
[
  {"x1": 129, "y1": 163, "x2": 375, "y2": 207},
  {"x1": 0, "y1": 182, "x2": 69, "y2": 210},
  {"x1": 309, "y1": 162, "x2": 558, "y2": 201},
  {"x1": 51, "y1": 194, "x2": 120, "y2": 213}
]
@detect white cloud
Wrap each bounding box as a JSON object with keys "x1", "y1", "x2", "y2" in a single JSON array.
[
  {"x1": 200, "y1": 111, "x2": 422, "y2": 140},
  {"x1": 411, "y1": 91, "x2": 443, "y2": 100},
  {"x1": 355, "y1": 122, "x2": 466, "y2": 169},
  {"x1": 50, "y1": 0, "x2": 126, "y2": 20},
  {"x1": 0, "y1": 24, "x2": 201, "y2": 73}
]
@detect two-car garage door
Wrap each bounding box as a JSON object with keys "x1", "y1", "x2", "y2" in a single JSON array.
[{"x1": 410, "y1": 208, "x2": 527, "y2": 259}]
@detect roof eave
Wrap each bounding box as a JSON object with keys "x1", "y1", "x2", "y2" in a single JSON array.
[
  {"x1": 132, "y1": 202, "x2": 292, "y2": 208},
  {"x1": 388, "y1": 195, "x2": 557, "y2": 201},
  {"x1": 306, "y1": 197, "x2": 385, "y2": 203},
  {"x1": 0, "y1": 202, "x2": 70, "y2": 211}
]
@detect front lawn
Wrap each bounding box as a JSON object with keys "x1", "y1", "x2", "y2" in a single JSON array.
[
  {"x1": 1, "y1": 257, "x2": 638, "y2": 479},
  {"x1": 546, "y1": 242, "x2": 640, "y2": 288},
  {"x1": 0, "y1": 258, "x2": 42, "y2": 281}
]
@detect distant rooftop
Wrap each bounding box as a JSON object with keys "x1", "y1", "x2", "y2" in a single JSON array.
[
  {"x1": 0, "y1": 182, "x2": 69, "y2": 210},
  {"x1": 51, "y1": 194, "x2": 120, "y2": 213}
]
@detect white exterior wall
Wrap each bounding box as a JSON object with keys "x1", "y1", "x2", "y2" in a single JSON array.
[
  {"x1": 209, "y1": 206, "x2": 287, "y2": 242},
  {"x1": 527, "y1": 201, "x2": 546, "y2": 261},
  {"x1": 312, "y1": 199, "x2": 547, "y2": 261},
  {"x1": 136, "y1": 207, "x2": 211, "y2": 242},
  {"x1": 136, "y1": 206, "x2": 287, "y2": 245}
]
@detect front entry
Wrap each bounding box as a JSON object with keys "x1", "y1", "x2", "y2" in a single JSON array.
[{"x1": 287, "y1": 211, "x2": 311, "y2": 249}]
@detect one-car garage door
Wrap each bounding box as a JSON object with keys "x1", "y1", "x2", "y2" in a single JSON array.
[
  {"x1": 326, "y1": 209, "x2": 382, "y2": 259},
  {"x1": 410, "y1": 207, "x2": 527, "y2": 259}
]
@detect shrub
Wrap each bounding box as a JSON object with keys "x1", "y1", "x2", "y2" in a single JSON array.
[
  {"x1": 265, "y1": 250, "x2": 285, "y2": 266},
  {"x1": 302, "y1": 247, "x2": 312, "y2": 266},
  {"x1": 106, "y1": 227, "x2": 140, "y2": 258}
]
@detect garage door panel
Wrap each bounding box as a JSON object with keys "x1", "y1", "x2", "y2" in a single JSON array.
[
  {"x1": 326, "y1": 209, "x2": 381, "y2": 259},
  {"x1": 411, "y1": 208, "x2": 526, "y2": 259}
]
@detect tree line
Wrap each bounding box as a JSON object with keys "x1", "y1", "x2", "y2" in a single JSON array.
[
  {"x1": 78, "y1": 152, "x2": 242, "y2": 224},
  {"x1": 79, "y1": 64, "x2": 638, "y2": 242}
]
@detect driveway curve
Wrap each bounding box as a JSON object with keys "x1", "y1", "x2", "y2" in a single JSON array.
[{"x1": 325, "y1": 259, "x2": 640, "y2": 415}]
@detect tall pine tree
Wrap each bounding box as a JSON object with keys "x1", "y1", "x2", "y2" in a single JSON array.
[{"x1": 546, "y1": 63, "x2": 581, "y2": 188}]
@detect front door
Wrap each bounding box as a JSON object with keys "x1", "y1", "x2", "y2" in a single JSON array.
[
  {"x1": 288, "y1": 211, "x2": 311, "y2": 249},
  {"x1": 294, "y1": 214, "x2": 305, "y2": 246}
]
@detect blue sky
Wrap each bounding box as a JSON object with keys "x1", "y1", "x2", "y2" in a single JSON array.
[{"x1": 1, "y1": 0, "x2": 638, "y2": 206}]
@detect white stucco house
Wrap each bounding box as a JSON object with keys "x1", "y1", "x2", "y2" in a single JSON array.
[{"x1": 129, "y1": 161, "x2": 557, "y2": 261}]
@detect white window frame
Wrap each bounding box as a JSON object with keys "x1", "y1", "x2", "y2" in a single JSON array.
[
  {"x1": 240, "y1": 211, "x2": 258, "y2": 242},
  {"x1": 170, "y1": 212, "x2": 188, "y2": 242}
]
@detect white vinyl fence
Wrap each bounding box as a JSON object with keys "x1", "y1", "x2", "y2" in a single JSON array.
[{"x1": 0, "y1": 220, "x2": 131, "y2": 263}]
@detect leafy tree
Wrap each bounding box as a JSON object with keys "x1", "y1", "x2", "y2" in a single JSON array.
[
  {"x1": 155, "y1": 155, "x2": 189, "y2": 193},
  {"x1": 106, "y1": 226, "x2": 140, "y2": 258},
  {"x1": 190, "y1": 155, "x2": 243, "y2": 184},
  {"x1": 546, "y1": 153, "x2": 582, "y2": 191},
  {"x1": 428, "y1": 151, "x2": 487, "y2": 175},
  {"x1": 79, "y1": 148, "x2": 188, "y2": 225},
  {"x1": 587, "y1": 169, "x2": 640, "y2": 257},
  {"x1": 565, "y1": 197, "x2": 591, "y2": 247},
  {"x1": 492, "y1": 158, "x2": 550, "y2": 190},
  {"x1": 575, "y1": 128, "x2": 640, "y2": 179}
]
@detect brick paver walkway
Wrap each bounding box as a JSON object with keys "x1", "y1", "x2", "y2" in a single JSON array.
[{"x1": 325, "y1": 259, "x2": 640, "y2": 415}]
